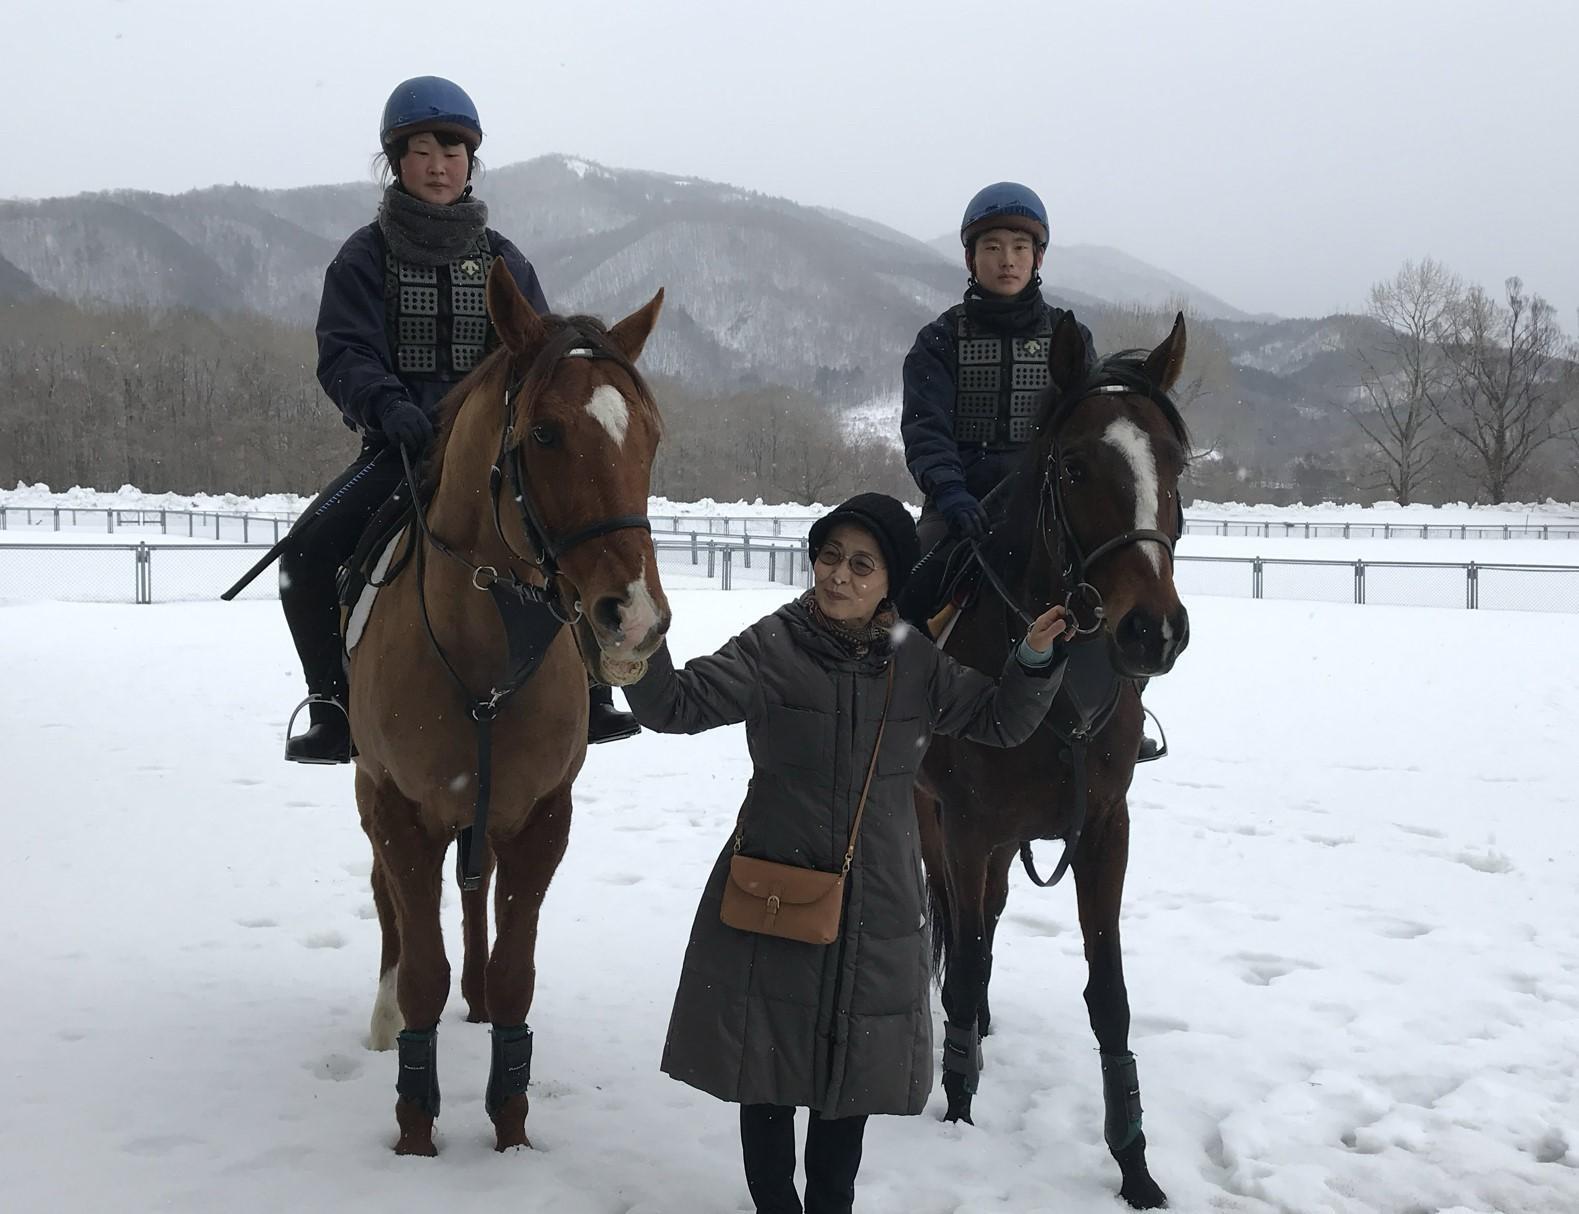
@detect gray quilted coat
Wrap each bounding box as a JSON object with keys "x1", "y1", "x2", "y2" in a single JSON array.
[{"x1": 624, "y1": 598, "x2": 1064, "y2": 1118}]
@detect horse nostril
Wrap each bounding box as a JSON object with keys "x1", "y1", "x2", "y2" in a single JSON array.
[
  {"x1": 1118, "y1": 611, "x2": 1153, "y2": 650},
  {"x1": 592, "y1": 596, "x2": 623, "y2": 635}
]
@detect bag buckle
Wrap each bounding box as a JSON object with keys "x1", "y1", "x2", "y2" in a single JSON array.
[{"x1": 765, "y1": 894, "x2": 781, "y2": 916}]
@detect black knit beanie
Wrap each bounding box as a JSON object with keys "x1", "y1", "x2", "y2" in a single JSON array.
[{"x1": 806, "y1": 493, "x2": 920, "y2": 599}]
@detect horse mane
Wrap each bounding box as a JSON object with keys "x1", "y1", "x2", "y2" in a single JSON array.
[
  {"x1": 420, "y1": 312, "x2": 663, "y2": 497},
  {"x1": 980, "y1": 350, "x2": 1193, "y2": 583}
]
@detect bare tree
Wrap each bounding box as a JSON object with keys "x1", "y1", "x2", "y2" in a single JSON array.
[
  {"x1": 1426, "y1": 277, "x2": 1573, "y2": 504},
  {"x1": 1347, "y1": 258, "x2": 1458, "y2": 505}
]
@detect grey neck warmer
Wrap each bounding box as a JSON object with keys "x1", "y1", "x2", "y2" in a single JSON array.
[{"x1": 377, "y1": 184, "x2": 489, "y2": 266}]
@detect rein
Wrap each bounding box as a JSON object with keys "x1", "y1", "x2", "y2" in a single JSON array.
[{"x1": 393, "y1": 322, "x2": 654, "y2": 889}]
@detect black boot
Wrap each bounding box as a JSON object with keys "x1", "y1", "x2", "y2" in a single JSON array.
[
  {"x1": 1136, "y1": 735, "x2": 1163, "y2": 762},
  {"x1": 285, "y1": 697, "x2": 353, "y2": 764},
  {"x1": 587, "y1": 683, "x2": 640, "y2": 745}
]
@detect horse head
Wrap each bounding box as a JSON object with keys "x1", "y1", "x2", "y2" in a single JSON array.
[
  {"x1": 1031, "y1": 313, "x2": 1192, "y2": 677},
  {"x1": 450, "y1": 264, "x2": 672, "y2": 684}
]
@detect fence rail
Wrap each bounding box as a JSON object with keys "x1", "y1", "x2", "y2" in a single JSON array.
[
  {"x1": 5, "y1": 540, "x2": 1579, "y2": 613},
  {"x1": 7, "y1": 504, "x2": 1579, "y2": 545}
]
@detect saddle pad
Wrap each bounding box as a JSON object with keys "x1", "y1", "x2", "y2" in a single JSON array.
[{"x1": 345, "y1": 528, "x2": 406, "y2": 654}]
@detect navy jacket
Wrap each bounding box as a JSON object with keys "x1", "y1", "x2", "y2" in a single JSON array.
[
  {"x1": 315, "y1": 223, "x2": 549, "y2": 435},
  {"x1": 901, "y1": 298, "x2": 1095, "y2": 502}
]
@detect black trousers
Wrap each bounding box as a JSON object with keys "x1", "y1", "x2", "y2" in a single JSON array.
[
  {"x1": 739, "y1": 1104, "x2": 868, "y2": 1214},
  {"x1": 278, "y1": 440, "x2": 403, "y2": 707}
]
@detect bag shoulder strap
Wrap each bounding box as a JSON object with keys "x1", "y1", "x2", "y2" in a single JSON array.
[{"x1": 841, "y1": 662, "x2": 896, "y2": 875}]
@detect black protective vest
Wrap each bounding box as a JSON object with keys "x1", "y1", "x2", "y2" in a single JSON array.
[
  {"x1": 384, "y1": 233, "x2": 495, "y2": 382},
  {"x1": 951, "y1": 304, "x2": 1056, "y2": 451}
]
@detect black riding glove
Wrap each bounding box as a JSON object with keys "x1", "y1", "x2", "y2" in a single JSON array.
[
  {"x1": 378, "y1": 400, "x2": 435, "y2": 454},
  {"x1": 935, "y1": 484, "x2": 988, "y2": 540}
]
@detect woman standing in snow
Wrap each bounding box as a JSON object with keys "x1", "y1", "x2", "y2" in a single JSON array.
[
  {"x1": 278, "y1": 75, "x2": 639, "y2": 763},
  {"x1": 624, "y1": 493, "x2": 1075, "y2": 1214}
]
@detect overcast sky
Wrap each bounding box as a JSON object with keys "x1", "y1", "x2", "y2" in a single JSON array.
[{"x1": 9, "y1": 0, "x2": 1577, "y2": 321}]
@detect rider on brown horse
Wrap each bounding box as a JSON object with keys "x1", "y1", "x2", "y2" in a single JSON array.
[
  {"x1": 901, "y1": 181, "x2": 1164, "y2": 760},
  {"x1": 278, "y1": 76, "x2": 640, "y2": 762}
]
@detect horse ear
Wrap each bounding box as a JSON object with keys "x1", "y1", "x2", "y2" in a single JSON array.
[
  {"x1": 1141, "y1": 312, "x2": 1188, "y2": 393},
  {"x1": 1048, "y1": 311, "x2": 1089, "y2": 390},
  {"x1": 486, "y1": 260, "x2": 548, "y2": 355},
  {"x1": 607, "y1": 289, "x2": 665, "y2": 363}
]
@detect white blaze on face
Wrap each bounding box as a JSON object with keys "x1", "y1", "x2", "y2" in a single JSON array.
[
  {"x1": 585, "y1": 384, "x2": 630, "y2": 448},
  {"x1": 1103, "y1": 417, "x2": 1165, "y2": 575},
  {"x1": 612, "y1": 558, "x2": 660, "y2": 650}
]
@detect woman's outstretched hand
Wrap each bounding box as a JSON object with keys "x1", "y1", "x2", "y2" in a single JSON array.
[{"x1": 1024, "y1": 604, "x2": 1078, "y2": 654}]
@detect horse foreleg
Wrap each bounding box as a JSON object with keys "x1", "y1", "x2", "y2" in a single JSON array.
[
  {"x1": 483, "y1": 785, "x2": 574, "y2": 1152},
  {"x1": 1074, "y1": 801, "x2": 1166, "y2": 1209},
  {"x1": 456, "y1": 829, "x2": 495, "y2": 1023},
  {"x1": 938, "y1": 825, "x2": 992, "y2": 1125},
  {"x1": 976, "y1": 843, "x2": 1017, "y2": 1039},
  {"x1": 364, "y1": 781, "x2": 450, "y2": 1157},
  {"x1": 367, "y1": 855, "x2": 402, "y2": 1051}
]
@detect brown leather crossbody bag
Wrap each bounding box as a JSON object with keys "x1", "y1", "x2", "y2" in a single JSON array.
[{"x1": 720, "y1": 665, "x2": 895, "y2": 946}]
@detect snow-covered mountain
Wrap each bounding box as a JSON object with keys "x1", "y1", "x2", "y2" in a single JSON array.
[{"x1": 1, "y1": 154, "x2": 1276, "y2": 403}]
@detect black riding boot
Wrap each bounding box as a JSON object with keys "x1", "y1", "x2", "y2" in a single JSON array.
[
  {"x1": 587, "y1": 683, "x2": 640, "y2": 745},
  {"x1": 285, "y1": 697, "x2": 353, "y2": 764}
]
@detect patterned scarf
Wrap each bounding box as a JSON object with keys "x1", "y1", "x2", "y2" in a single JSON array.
[
  {"x1": 801, "y1": 589, "x2": 896, "y2": 658},
  {"x1": 377, "y1": 184, "x2": 489, "y2": 266}
]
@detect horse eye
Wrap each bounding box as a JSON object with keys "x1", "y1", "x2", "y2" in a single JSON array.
[
  {"x1": 530, "y1": 424, "x2": 559, "y2": 448},
  {"x1": 1063, "y1": 458, "x2": 1087, "y2": 486}
]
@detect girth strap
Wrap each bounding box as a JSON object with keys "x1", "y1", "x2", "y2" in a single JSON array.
[{"x1": 1019, "y1": 739, "x2": 1087, "y2": 888}]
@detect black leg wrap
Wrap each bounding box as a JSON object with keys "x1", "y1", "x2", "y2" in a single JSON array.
[
  {"x1": 1101, "y1": 1051, "x2": 1144, "y2": 1151},
  {"x1": 396, "y1": 1027, "x2": 440, "y2": 1118},
  {"x1": 486, "y1": 1024, "x2": 533, "y2": 1118},
  {"x1": 942, "y1": 1022, "x2": 982, "y2": 1095}
]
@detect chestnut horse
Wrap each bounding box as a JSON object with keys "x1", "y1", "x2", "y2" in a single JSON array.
[
  {"x1": 349, "y1": 263, "x2": 670, "y2": 1155},
  {"x1": 916, "y1": 315, "x2": 1191, "y2": 1208}
]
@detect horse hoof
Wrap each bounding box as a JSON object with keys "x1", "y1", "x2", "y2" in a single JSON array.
[
  {"x1": 395, "y1": 1133, "x2": 438, "y2": 1157},
  {"x1": 1114, "y1": 1133, "x2": 1167, "y2": 1209},
  {"x1": 491, "y1": 1093, "x2": 531, "y2": 1152},
  {"x1": 1120, "y1": 1177, "x2": 1167, "y2": 1210},
  {"x1": 942, "y1": 1100, "x2": 975, "y2": 1126},
  {"x1": 466, "y1": 1007, "x2": 488, "y2": 1024},
  {"x1": 394, "y1": 1101, "x2": 437, "y2": 1157}
]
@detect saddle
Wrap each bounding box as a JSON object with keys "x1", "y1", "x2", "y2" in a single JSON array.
[{"x1": 337, "y1": 483, "x2": 425, "y2": 618}]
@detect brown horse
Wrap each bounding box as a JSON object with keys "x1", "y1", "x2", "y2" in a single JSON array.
[
  {"x1": 349, "y1": 263, "x2": 670, "y2": 1155},
  {"x1": 915, "y1": 315, "x2": 1191, "y2": 1208}
]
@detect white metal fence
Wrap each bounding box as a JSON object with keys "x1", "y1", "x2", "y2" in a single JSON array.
[
  {"x1": 6, "y1": 504, "x2": 1579, "y2": 544},
  {"x1": 5, "y1": 539, "x2": 1579, "y2": 613}
]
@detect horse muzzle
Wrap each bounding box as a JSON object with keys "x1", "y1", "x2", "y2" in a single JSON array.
[
  {"x1": 583, "y1": 588, "x2": 670, "y2": 683},
  {"x1": 1110, "y1": 604, "x2": 1189, "y2": 677}
]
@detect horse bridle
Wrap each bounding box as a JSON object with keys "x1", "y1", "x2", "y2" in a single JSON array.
[
  {"x1": 971, "y1": 371, "x2": 1184, "y2": 635},
  {"x1": 482, "y1": 327, "x2": 654, "y2": 623}
]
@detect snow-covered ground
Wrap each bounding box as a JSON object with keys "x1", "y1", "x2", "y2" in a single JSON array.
[{"x1": 4, "y1": 588, "x2": 1577, "y2": 1213}]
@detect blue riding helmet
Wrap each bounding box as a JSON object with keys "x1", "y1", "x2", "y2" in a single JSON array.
[
  {"x1": 380, "y1": 76, "x2": 483, "y2": 150},
  {"x1": 960, "y1": 182, "x2": 1049, "y2": 248}
]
